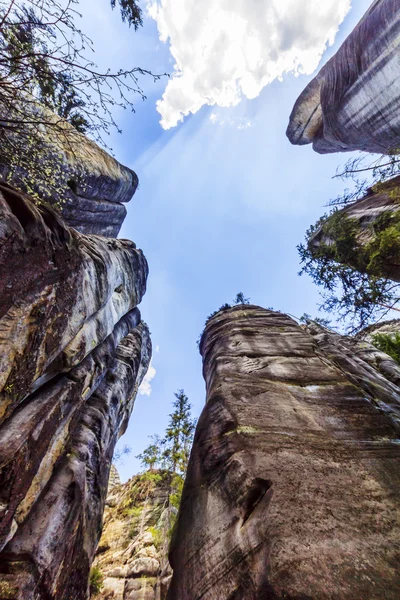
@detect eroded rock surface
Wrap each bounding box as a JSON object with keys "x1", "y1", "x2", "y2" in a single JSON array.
[
  {"x1": 93, "y1": 471, "x2": 173, "y2": 600},
  {"x1": 287, "y1": 0, "x2": 400, "y2": 154},
  {"x1": 0, "y1": 183, "x2": 151, "y2": 599},
  {"x1": 168, "y1": 305, "x2": 400, "y2": 600},
  {"x1": 309, "y1": 176, "x2": 400, "y2": 282},
  {"x1": 0, "y1": 114, "x2": 138, "y2": 237}
]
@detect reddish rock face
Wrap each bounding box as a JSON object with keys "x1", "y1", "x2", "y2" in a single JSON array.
[
  {"x1": 287, "y1": 0, "x2": 400, "y2": 155},
  {"x1": 0, "y1": 183, "x2": 151, "y2": 599},
  {"x1": 168, "y1": 306, "x2": 400, "y2": 600}
]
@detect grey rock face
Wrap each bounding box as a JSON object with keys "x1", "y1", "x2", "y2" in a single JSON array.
[
  {"x1": 0, "y1": 183, "x2": 151, "y2": 599},
  {"x1": 287, "y1": 0, "x2": 400, "y2": 154},
  {"x1": 0, "y1": 114, "x2": 138, "y2": 237},
  {"x1": 168, "y1": 305, "x2": 400, "y2": 600}
]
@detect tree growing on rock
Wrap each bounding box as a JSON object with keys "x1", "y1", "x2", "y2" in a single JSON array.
[
  {"x1": 298, "y1": 210, "x2": 400, "y2": 332},
  {"x1": 0, "y1": 0, "x2": 165, "y2": 198},
  {"x1": 233, "y1": 292, "x2": 250, "y2": 305}
]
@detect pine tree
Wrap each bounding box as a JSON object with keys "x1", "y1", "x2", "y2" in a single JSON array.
[
  {"x1": 136, "y1": 390, "x2": 196, "y2": 477},
  {"x1": 163, "y1": 390, "x2": 196, "y2": 476},
  {"x1": 233, "y1": 292, "x2": 250, "y2": 305},
  {"x1": 136, "y1": 435, "x2": 164, "y2": 472}
]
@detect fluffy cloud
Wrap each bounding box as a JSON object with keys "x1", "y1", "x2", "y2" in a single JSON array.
[
  {"x1": 147, "y1": 0, "x2": 352, "y2": 129},
  {"x1": 139, "y1": 361, "x2": 156, "y2": 396}
]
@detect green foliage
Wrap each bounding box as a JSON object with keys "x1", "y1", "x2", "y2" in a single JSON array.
[
  {"x1": 0, "y1": 0, "x2": 165, "y2": 201},
  {"x1": 233, "y1": 292, "x2": 250, "y2": 305},
  {"x1": 169, "y1": 473, "x2": 184, "y2": 510},
  {"x1": 372, "y1": 332, "x2": 400, "y2": 365},
  {"x1": 136, "y1": 435, "x2": 164, "y2": 471},
  {"x1": 89, "y1": 566, "x2": 104, "y2": 597},
  {"x1": 148, "y1": 526, "x2": 163, "y2": 549},
  {"x1": 164, "y1": 390, "x2": 196, "y2": 476},
  {"x1": 111, "y1": 0, "x2": 143, "y2": 29},
  {"x1": 137, "y1": 391, "x2": 196, "y2": 477},
  {"x1": 298, "y1": 208, "x2": 400, "y2": 332},
  {"x1": 135, "y1": 391, "x2": 196, "y2": 540}
]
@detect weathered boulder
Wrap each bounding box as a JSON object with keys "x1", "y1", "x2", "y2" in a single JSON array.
[
  {"x1": 0, "y1": 183, "x2": 151, "y2": 599},
  {"x1": 93, "y1": 471, "x2": 174, "y2": 600},
  {"x1": 308, "y1": 176, "x2": 400, "y2": 281},
  {"x1": 287, "y1": 0, "x2": 400, "y2": 155},
  {"x1": 0, "y1": 112, "x2": 138, "y2": 237},
  {"x1": 168, "y1": 305, "x2": 400, "y2": 599}
]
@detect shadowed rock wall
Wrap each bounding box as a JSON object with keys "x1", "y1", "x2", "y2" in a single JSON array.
[
  {"x1": 287, "y1": 0, "x2": 400, "y2": 154},
  {"x1": 168, "y1": 305, "x2": 400, "y2": 600},
  {"x1": 0, "y1": 183, "x2": 151, "y2": 599}
]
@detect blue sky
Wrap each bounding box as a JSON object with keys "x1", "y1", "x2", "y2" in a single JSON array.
[{"x1": 81, "y1": 0, "x2": 372, "y2": 480}]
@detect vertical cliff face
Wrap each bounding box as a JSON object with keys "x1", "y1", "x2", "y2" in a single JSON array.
[
  {"x1": 287, "y1": 0, "x2": 400, "y2": 154},
  {"x1": 308, "y1": 176, "x2": 400, "y2": 282},
  {"x1": 168, "y1": 305, "x2": 400, "y2": 600},
  {"x1": 0, "y1": 183, "x2": 151, "y2": 599},
  {"x1": 92, "y1": 471, "x2": 173, "y2": 600}
]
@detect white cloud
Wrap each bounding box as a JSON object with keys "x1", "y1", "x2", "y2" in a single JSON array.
[
  {"x1": 147, "y1": 0, "x2": 352, "y2": 129},
  {"x1": 139, "y1": 361, "x2": 156, "y2": 396}
]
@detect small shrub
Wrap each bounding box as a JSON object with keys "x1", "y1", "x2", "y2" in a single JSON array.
[
  {"x1": 372, "y1": 332, "x2": 400, "y2": 365},
  {"x1": 148, "y1": 526, "x2": 163, "y2": 549},
  {"x1": 89, "y1": 566, "x2": 104, "y2": 597}
]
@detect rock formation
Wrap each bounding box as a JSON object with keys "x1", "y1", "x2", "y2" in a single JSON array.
[
  {"x1": 308, "y1": 175, "x2": 400, "y2": 281},
  {"x1": 0, "y1": 113, "x2": 138, "y2": 237},
  {"x1": 93, "y1": 470, "x2": 173, "y2": 600},
  {"x1": 357, "y1": 318, "x2": 400, "y2": 343},
  {"x1": 0, "y1": 182, "x2": 151, "y2": 599},
  {"x1": 287, "y1": 0, "x2": 400, "y2": 155},
  {"x1": 168, "y1": 305, "x2": 400, "y2": 600}
]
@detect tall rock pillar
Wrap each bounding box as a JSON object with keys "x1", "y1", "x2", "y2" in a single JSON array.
[{"x1": 168, "y1": 305, "x2": 400, "y2": 599}]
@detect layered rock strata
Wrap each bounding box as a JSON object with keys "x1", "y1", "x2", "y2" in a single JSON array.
[
  {"x1": 168, "y1": 305, "x2": 400, "y2": 599},
  {"x1": 0, "y1": 111, "x2": 138, "y2": 237},
  {"x1": 287, "y1": 0, "x2": 400, "y2": 154},
  {"x1": 0, "y1": 182, "x2": 151, "y2": 599},
  {"x1": 308, "y1": 175, "x2": 400, "y2": 281},
  {"x1": 93, "y1": 471, "x2": 173, "y2": 600}
]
